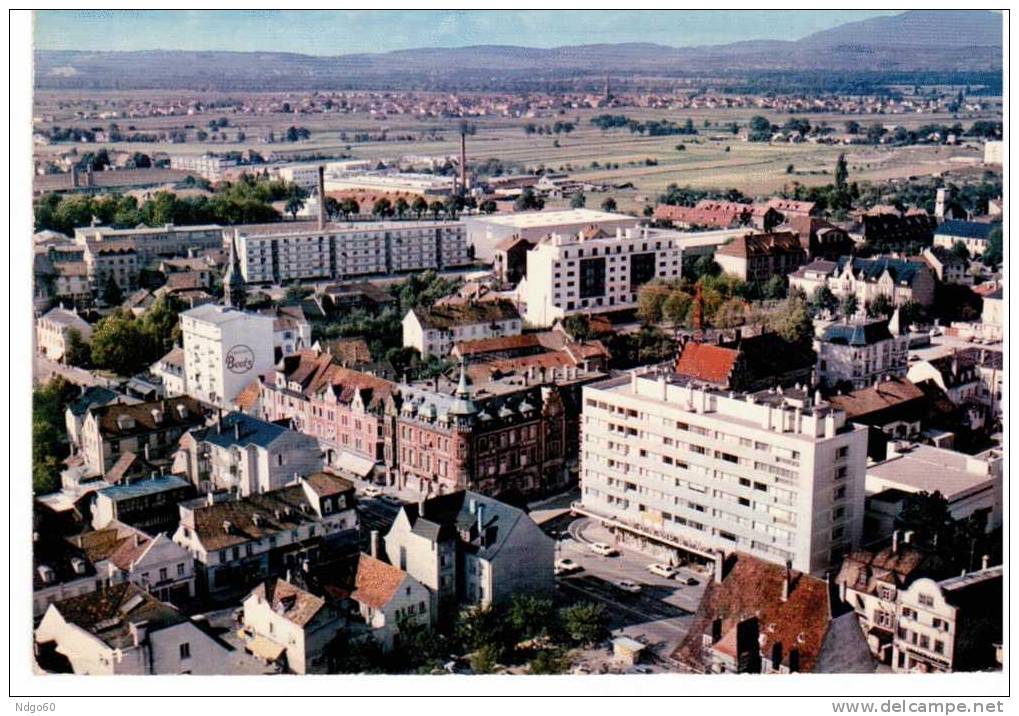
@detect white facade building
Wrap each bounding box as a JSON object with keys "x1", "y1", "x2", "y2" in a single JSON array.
[
  {"x1": 36, "y1": 307, "x2": 93, "y2": 362},
  {"x1": 181, "y1": 304, "x2": 275, "y2": 407},
  {"x1": 524, "y1": 226, "x2": 684, "y2": 327},
  {"x1": 462, "y1": 209, "x2": 640, "y2": 261},
  {"x1": 402, "y1": 300, "x2": 522, "y2": 358},
  {"x1": 169, "y1": 154, "x2": 237, "y2": 182},
  {"x1": 816, "y1": 316, "x2": 909, "y2": 390},
  {"x1": 230, "y1": 220, "x2": 469, "y2": 284},
  {"x1": 578, "y1": 370, "x2": 868, "y2": 574}
]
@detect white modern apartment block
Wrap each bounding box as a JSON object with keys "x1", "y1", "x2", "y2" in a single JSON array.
[
  {"x1": 524, "y1": 226, "x2": 683, "y2": 327},
  {"x1": 578, "y1": 370, "x2": 868, "y2": 574},
  {"x1": 170, "y1": 154, "x2": 237, "y2": 182},
  {"x1": 74, "y1": 223, "x2": 223, "y2": 264},
  {"x1": 462, "y1": 209, "x2": 640, "y2": 261},
  {"x1": 229, "y1": 220, "x2": 469, "y2": 284},
  {"x1": 181, "y1": 304, "x2": 275, "y2": 407}
]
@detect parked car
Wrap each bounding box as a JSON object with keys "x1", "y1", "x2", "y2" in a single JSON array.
[
  {"x1": 361, "y1": 485, "x2": 383, "y2": 498},
  {"x1": 684, "y1": 577, "x2": 699, "y2": 586},
  {"x1": 647, "y1": 563, "x2": 677, "y2": 579},
  {"x1": 554, "y1": 558, "x2": 582, "y2": 576},
  {"x1": 614, "y1": 579, "x2": 642, "y2": 594},
  {"x1": 589, "y1": 542, "x2": 618, "y2": 557}
]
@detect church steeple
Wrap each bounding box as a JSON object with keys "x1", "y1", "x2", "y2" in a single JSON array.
[{"x1": 224, "y1": 232, "x2": 246, "y2": 310}]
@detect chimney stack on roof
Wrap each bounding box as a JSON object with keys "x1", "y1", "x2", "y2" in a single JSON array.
[
  {"x1": 781, "y1": 560, "x2": 792, "y2": 602},
  {"x1": 370, "y1": 529, "x2": 380, "y2": 558},
  {"x1": 317, "y1": 165, "x2": 327, "y2": 231}
]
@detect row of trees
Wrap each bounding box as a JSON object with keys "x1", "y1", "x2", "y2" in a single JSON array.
[
  {"x1": 33, "y1": 174, "x2": 307, "y2": 234},
  {"x1": 64, "y1": 296, "x2": 184, "y2": 376},
  {"x1": 329, "y1": 595, "x2": 608, "y2": 675},
  {"x1": 590, "y1": 114, "x2": 697, "y2": 136}
]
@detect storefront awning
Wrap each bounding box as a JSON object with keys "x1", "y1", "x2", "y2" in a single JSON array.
[
  {"x1": 336, "y1": 451, "x2": 376, "y2": 478},
  {"x1": 246, "y1": 634, "x2": 285, "y2": 662}
]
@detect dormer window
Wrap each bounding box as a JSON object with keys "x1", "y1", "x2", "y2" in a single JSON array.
[{"x1": 37, "y1": 565, "x2": 55, "y2": 584}]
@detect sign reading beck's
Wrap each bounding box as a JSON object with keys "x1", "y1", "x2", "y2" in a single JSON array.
[{"x1": 225, "y1": 344, "x2": 256, "y2": 374}]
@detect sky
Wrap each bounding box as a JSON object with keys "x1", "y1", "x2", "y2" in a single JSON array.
[{"x1": 34, "y1": 10, "x2": 899, "y2": 55}]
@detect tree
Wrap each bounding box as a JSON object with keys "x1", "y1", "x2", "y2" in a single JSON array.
[
  {"x1": 514, "y1": 188, "x2": 544, "y2": 212},
  {"x1": 394, "y1": 197, "x2": 409, "y2": 218},
  {"x1": 712, "y1": 297, "x2": 747, "y2": 329},
  {"x1": 767, "y1": 295, "x2": 814, "y2": 345},
  {"x1": 33, "y1": 377, "x2": 76, "y2": 495},
  {"x1": 570, "y1": 192, "x2": 587, "y2": 209},
  {"x1": 600, "y1": 197, "x2": 617, "y2": 212},
  {"x1": 326, "y1": 634, "x2": 386, "y2": 674},
  {"x1": 835, "y1": 153, "x2": 849, "y2": 195},
  {"x1": 748, "y1": 115, "x2": 772, "y2": 142},
  {"x1": 692, "y1": 254, "x2": 721, "y2": 280},
  {"x1": 428, "y1": 200, "x2": 445, "y2": 220},
  {"x1": 469, "y1": 644, "x2": 502, "y2": 675},
  {"x1": 662, "y1": 290, "x2": 692, "y2": 333},
  {"x1": 456, "y1": 605, "x2": 515, "y2": 663},
  {"x1": 285, "y1": 195, "x2": 304, "y2": 220},
  {"x1": 372, "y1": 197, "x2": 393, "y2": 218},
  {"x1": 508, "y1": 596, "x2": 558, "y2": 641},
  {"x1": 951, "y1": 241, "x2": 971, "y2": 261},
  {"x1": 867, "y1": 294, "x2": 895, "y2": 318},
  {"x1": 845, "y1": 120, "x2": 861, "y2": 135},
  {"x1": 90, "y1": 310, "x2": 154, "y2": 376},
  {"x1": 324, "y1": 196, "x2": 341, "y2": 220},
  {"x1": 529, "y1": 648, "x2": 570, "y2": 675},
  {"x1": 866, "y1": 124, "x2": 887, "y2": 144},
  {"x1": 559, "y1": 603, "x2": 608, "y2": 646},
  {"x1": 840, "y1": 294, "x2": 859, "y2": 319},
  {"x1": 140, "y1": 295, "x2": 184, "y2": 355},
  {"x1": 809, "y1": 285, "x2": 839, "y2": 316},
  {"x1": 637, "y1": 285, "x2": 667, "y2": 325},
  {"x1": 100, "y1": 274, "x2": 123, "y2": 306},
  {"x1": 982, "y1": 227, "x2": 1002, "y2": 267},
  {"x1": 479, "y1": 199, "x2": 498, "y2": 214},
  {"x1": 64, "y1": 328, "x2": 91, "y2": 367},
  {"x1": 561, "y1": 314, "x2": 594, "y2": 341},
  {"x1": 763, "y1": 275, "x2": 787, "y2": 300}
]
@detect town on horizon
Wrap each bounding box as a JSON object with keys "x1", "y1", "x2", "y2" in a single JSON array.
[{"x1": 18, "y1": 7, "x2": 1007, "y2": 700}]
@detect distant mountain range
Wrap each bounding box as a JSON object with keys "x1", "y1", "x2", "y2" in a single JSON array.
[{"x1": 35, "y1": 11, "x2": 1002, "y2": 91}]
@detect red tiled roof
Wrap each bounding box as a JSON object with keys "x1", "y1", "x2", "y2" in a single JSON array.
[
  {"x1": 675, "y1": 342, "x2": 738, "y2": 385},
  {"x1": 248, "y1": 578, "x2": 326, "y2": 627},
  {"x1": 715, "y1": 231, "x2": 804, "y2": 259},
  {"x1": 767, "y1": 198, "x2": 817, "y2": 215},
  {"x1": 654, "y1": 200, "x2": 750, "y2": 228},
  {"x1": 352, "y1": 553, "x2": 406, "y2": 609}
]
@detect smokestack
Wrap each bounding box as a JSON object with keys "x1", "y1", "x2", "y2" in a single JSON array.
[
  {"x1": 460, "y1": 131, "x2": 467, "y2": 194},
  {"x1": 781, "y1": 560, "x2": 792, "y2": 602},
  {"x1": 317, "y1": 165, "x2": 326, "y2": 230}
]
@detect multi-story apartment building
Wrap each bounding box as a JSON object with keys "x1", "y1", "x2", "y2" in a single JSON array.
[
  {"x1": 91, "y1": 475, "x2": 197, "y2": 535},
  {"x1": 524, "y1": 226, "x2": 685, "y2": 327},
  {"x1": 176, "y1": 412, "x2": 324, "y2": 497},
  {"x1": 256, "y1": 351, "x2": 394, "y2": 476},
  {"x1": 229, "y1": 220, "x2": 469, "y2": 284},
  {"x1": 932, "y1": 220, "x2": 997, "y2": 257},
  {"x1": 892, "y1": 565, "x2": 1003, "y2": 673},
  {"x1": 384, "y1": 491, "x2": 554, "y2": 616},
  {"x1": 169, "y1": 154, "x2": 237, "y2": 182},
  {"x1": 181, "y1": 304, "x2": 276, "y2": 407},
  {"x1": 713, "y1": 231, "x2": 807, "y2": 284},
  {"x1": 578, "y1": 370, "x2": 868, "y2": 574},
  {"x1": 816, "y1": 315, "x2": 909, "y2": 390},
  {"x1": 389, "y1": 368, "x2": 574, "y2": 497},
  {"x1": 920, "y1": 247, "x2": 971, "y2": 285},
  {"x1": 79, "y1": 397, "x2": 206, "y2": 477},
  {"x1": 172, "y1": 472, "x2": 358, "y2": 600},
  {"x1": 402, "y1": 300, "x2": 522, "y2": 358},
  {"x1": 82, "y1": 239, "x2": 139, "y2": 293},
  {"x1": 789, "y1": 256, "x2": 936, "y2": 309},
  {"x1": 151, "y1": 347, "x2": 186, "y2": 397},
  {"x1": 35, "y1": 307, "x2": 92, "y2": 362},
  {"x1": 75, "y1": 223, "x2": 223, "y2": 264}
]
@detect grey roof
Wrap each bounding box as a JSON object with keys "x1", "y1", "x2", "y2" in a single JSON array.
[
  {"x1": 195, "y1": 412, "x2": 290, "y2": 450},
  {"x1": 935, "y1": 220, "x2": 995, "y2": 240},
  {"x1": 403, "y1": 490, "x2": 527, "y2": 560},
  {"x1": 96, "y1": 475, "x2": 191, "y2": 502},
  {"x1": 822, "y1": 320, "x2": 894, "y2": 347},
  {"x1": 835, "y1": 256, "x2": 926, "y2": 286},
  {"x1": 68, "y1": 387, "x2": 124, "y2": 417}
]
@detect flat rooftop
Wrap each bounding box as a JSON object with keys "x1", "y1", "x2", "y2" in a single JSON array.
[
  {"x1": 867, "y1": 444, "x2": 1000, "y2": 500},
  {"x1": 231, "y1": 219, "x2": 461, "y2": 237},
  {"x1": 467, "y1": 209, "x2": 637, "y2": 229}
]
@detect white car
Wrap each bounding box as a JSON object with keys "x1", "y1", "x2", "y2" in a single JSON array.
[
  {"x1": 614, "y1": 579, "x2": 642, "y2": 594},
  {"x1": 647, "y1": 563, "x2": 677, "y2": 579},
  {"x1": 361, "y1": 485, "x2": 383, "y2": 498},
  {"x1": 589, "y1": 542, "x2": 618, "y2": 557},
  {"x1": 554, "y1": 558, "x2": 582, "y2": 576}
]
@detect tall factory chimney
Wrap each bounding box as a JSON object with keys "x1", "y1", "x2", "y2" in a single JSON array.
[
  {"x1": 459, "y1": 130, "x2": 468, "y2": 195},
  {"x1": 317, "y1": 165, "x2": 326, "y2": 230}
]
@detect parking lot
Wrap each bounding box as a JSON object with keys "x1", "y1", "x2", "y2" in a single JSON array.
[{"x1": 553, "y1": 516, "x2": 709, "y2": 671}]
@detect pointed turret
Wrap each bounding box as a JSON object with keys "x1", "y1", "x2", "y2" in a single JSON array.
[
  {"x1": 449, "y1": 359, "x2": 478, "y2": 419},
  {"x1": 224, "y1": 232, "x2": 247, "y2": 310}
]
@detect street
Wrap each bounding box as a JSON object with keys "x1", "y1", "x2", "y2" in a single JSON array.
[
  {"x1": 34, "y1": 354, "x2": 119, "y2": 388},
  {"x1": 553, "y1": 516, "x2": 709, "y2": 671}
]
